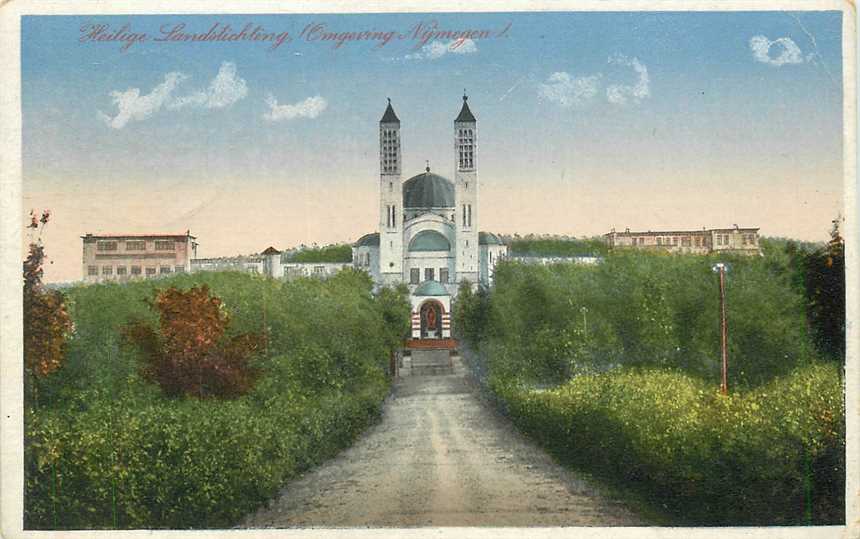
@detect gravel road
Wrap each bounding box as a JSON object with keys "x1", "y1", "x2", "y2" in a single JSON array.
[{"x1": 241, "y1": 355, "x2": 645, "y2": 528}]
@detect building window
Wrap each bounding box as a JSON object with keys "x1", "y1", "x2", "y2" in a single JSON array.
[
  {"x1": 440, "y1": 268, "x2": 449, "y2": 283},
  {"x1": 102, "y1": 266, "x2": 113, "y2": 275},
  {"x1": 160, "y1": 266, "x2": 172, "y2": 274},
  {"x1": 314, "y1": 266, "x2": 324, "y2": 275},
  {"x1": 410, "y1": 268, "x2": 420, "y2": 284},
  {"x1": 125, "y1": 240, "x2": 145, "y2": 251},
  {"x1": 672, "y1": 237, "x2": 678, "y2": 245},
  {"x1": 682, "y1": 236, "x2": 691, "y2": 247},
  {"x1": 116, "y1": 266, "x2": 127, "y2": 276},
  {"x1": 131, "y1": 266, "x2": 142, "y2": 275},
  {"x1": 657, "y1": 237, "x2": 663, "y2": 246},
  {"x1": 88, "y1": 265, "x2": 98, "y2": 276},
  {"x1": 97, "y1": 241, "x2": 118, "y2": 251},
  {"x1": 695, "y1": 237, "x2": 701, "y2": 247},
  {"x1": 425, "y1": 268, "x2": 435, "y2": 281},
  {"x1": 154, "y1": 240, "x2": 175, "y2": 251},
  {"x1": 175, "y1": 265, "x2": 185, "y2": 273},
  {"x1": 145, "y1": 267, "x2": 156, "y2": 276}
]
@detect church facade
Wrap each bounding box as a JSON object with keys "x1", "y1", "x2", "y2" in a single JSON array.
[{"x1": 352, "y1": 96, "x2": 507, "y2": 341}]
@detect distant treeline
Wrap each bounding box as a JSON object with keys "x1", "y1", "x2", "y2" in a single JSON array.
[
  {"x1": 502, "y1": 234, "x2": 608, "y2": 257},
  {"x1": 284, "y1": 244, "x2": 353, "y2": 263}
]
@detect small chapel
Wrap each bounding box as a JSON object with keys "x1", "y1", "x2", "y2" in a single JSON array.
[{"x1": 352, "y1": 95, "x2": 507, "y2": 342}]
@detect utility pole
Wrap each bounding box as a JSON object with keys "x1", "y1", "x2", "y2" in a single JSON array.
[
  {"x1": 713, "y1": 262, "x2": 729, "y2": 395},
  {"x1": 580, "y1": 306, "x2": 588, "y2": 335}
]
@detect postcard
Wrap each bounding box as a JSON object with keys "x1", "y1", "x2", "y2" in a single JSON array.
[{"x1": 0, "y1": 1, "x2": 856, "y2": 538}]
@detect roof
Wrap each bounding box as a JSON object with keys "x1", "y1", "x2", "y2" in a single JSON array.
[
  {"x1": 403, "y1": 169, "x2": 455, "y2": 208},
  {"x1": 607, "y1": 227, "x2": 760, "y2": 237},
  {"x1": 455, "y1": 95, "x2": 476, "y2": 123},
  {"x1": 408, "y1": 230, "x2": 451, "y2": 252},
  {"x1": 354, "y1": 232, "x2": 380, "y2": 247},
  {"x1": 81, "y1": 233, "x2": 196, "y2": 240},
  {"x1": 380, "y1": 99, "x2": 400, "y2": 124},
  {"x1": 479, "y1": 231, "x2": 503, "y2": 245},
  {"x1": 261, "y1": 246, "x2": 281, "y2": 255},
  {"x1": 413, "y1": 280, "x2": 450, "y2": 296}
]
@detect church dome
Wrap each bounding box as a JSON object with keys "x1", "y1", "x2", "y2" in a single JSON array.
[
  {"x1": 402, "y1": 170, "x2": 454, "y2": 209},
  {"x1": 408, "y1": 230, "x2": 451, "y2": 252},
  {"x1": 413, "y1": 280, "x2": 450, "y2": 296}
]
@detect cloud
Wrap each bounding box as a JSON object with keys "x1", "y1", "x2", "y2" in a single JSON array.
[
  {"x1": 405, "y1": 38, "x2": 478, "y2": 60},
  {"x1": 97, "y1": 72, "x2": 187, "y2": 129},
  {"x1": 263, "y1": 95, "x2": 328, "y2": 122},
  {"x1": 749, "y1": 35, "x2": 804, "y2": 66},
  {"x1": 98, "y1": 62, "x2": 248, "y2": 129},
  {"x1": 169, "y1": 61, "x2": 248, "y2": 110},
  {"x1": 605, "y1": 54, "x2": 650, "y2": 105},
  {"x1": 538, "y1": 54, "x2": 651, "y2": 109},
  {"x1": 538, "y1": 72, "x2": 602, "y2": 108}
]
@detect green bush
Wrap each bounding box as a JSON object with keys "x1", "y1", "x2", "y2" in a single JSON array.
[
  {"x1": 25, "y1": 270, "x2": 408, "y2": 529},
  {"x1": 496, "y1": 363, "x2": 844, "y2": 525},
  {"x1": 507, "y1": 236, "x2": 608, "y2": 257},
  {"x1": 478, "y1": 252, "x2": 814, "y2": 388},
  {"x1": 284, "y1": 243, "x2": 352, "y2": 263},
  {"x1": 457, "y1": 250, "x2": 844, "y2": 525}
]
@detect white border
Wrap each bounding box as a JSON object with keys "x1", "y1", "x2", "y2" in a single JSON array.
[{"x1": 0, "y1": 2, "x2": 856, "y2": 539}]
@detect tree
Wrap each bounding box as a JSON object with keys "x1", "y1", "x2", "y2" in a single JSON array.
[
  {"x1": 124, "y1": 285, "x2": 264, "y2": 399},
  {"x1": 23, "y1": 210, "x2": 73, "y2": 405},
  {"x1": 803, "y1": 218, "x2": 845, "y2": 360}
]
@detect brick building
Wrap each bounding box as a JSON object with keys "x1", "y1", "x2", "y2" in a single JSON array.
[
  {"x1": 605, "y1": 225, "x2": 761, "y2": 256},
  {"x1": 81, "y1": 232, "x2": 198, "y2": 283}
]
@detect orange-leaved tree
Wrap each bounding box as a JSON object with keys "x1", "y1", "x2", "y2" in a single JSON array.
[
  {"x1": 23, "y1": 210, "x2": 73, "y2": 406},
  {"x1": 124, "y1": 285, "x2": 264, "y2": 399}
]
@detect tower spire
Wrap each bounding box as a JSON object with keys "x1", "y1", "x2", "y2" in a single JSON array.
[
  {"x1": 380, "y1": 98, "x2": 400, "y2": 124},
  {"x1": 455, "y1": 92, "x2": 475, "y2": 122}
]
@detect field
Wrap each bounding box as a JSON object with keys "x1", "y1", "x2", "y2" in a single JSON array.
[
  {"x1": 456, "y1": 247, "x2": 845, "y2": 525},
  {"x1": 24, "y1": 270, "x2": 410, "y2": 529}
]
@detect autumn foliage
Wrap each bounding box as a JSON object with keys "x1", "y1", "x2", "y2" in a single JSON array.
[
  {"x1": 23, "y1": 211, "x2": 73, "y2": 382},
  {"x1": 124, "y1": 285, "x2": 264, "y2": 399}
]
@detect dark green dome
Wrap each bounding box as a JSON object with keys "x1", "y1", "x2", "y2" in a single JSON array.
[
  {"x1": 354, "y1": 232, "x2": 380, "y2": 247},
  {"x1": 479, "y1": 232, "x2": 503, "y2": 245},
  {"x1": 408, "y1": 230, "x2": 451, "y2": 252},
  {"x1": 403, "y1": 170, "x2": 454, "y2": 209},
  {"x1": 413, "y1": 280, "x2": 449, "y2": 296}
]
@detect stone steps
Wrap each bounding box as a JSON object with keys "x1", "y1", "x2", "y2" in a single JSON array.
[{"x1": 408, "y1": 350, "x2": 453, "y2": 376}]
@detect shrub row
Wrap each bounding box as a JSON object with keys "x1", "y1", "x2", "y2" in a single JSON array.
[
  {"x1": 25, "y1": 379, "x2": 387, "y2": 529},
  {"x1": 470, "y1": 252, "x2": 816, "y2": 388},
  {"x1": 456, "y1": 251, "x2": 845, "y2": 524},
  {"x1": 492, "y1": 363, "x2": 844, "y2": 525},
  {"x1": 25, "y1": 269, "x2": 409, "y2": 528}
]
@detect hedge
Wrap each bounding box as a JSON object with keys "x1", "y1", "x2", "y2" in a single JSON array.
[
  {"x1": 25, "y1": 269, "x2": 409, "y2": 528},
  {"x1": 493, "y1": 363, "x2": 844, "y2": 525}
]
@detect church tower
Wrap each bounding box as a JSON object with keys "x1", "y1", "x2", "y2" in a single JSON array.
[
  {"x1": 454, "y1": 93, "x2": 479, "y2": 283},
  {"x1": 379, "y1": 98, "x2": 403, "y2": 284}
]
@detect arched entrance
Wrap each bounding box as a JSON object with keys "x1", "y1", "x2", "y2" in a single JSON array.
[{"x1": 419, "y1": 300, "x2": 444, "y2": 339}]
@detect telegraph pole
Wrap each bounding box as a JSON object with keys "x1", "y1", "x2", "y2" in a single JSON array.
[{"x1": 713, "y1": 263, "x2": 729, "y2": 395}]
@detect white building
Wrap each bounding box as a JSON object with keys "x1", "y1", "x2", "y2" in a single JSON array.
[{"x1": 352, "y1": 96, "x2": 507, "y2": 342}]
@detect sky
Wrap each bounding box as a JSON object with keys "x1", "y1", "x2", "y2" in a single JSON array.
[{"x1": 21, "y1": 11, "x2": 845, "y2": 283}]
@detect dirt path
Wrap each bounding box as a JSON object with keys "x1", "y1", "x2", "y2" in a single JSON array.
[{"x1": 241, "y1": 356, "x2": 645, "y2": 528}]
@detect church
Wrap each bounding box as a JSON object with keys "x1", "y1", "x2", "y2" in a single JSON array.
[{"x1": 352, "y1": 95, "x2": 507, "y2": 342}]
